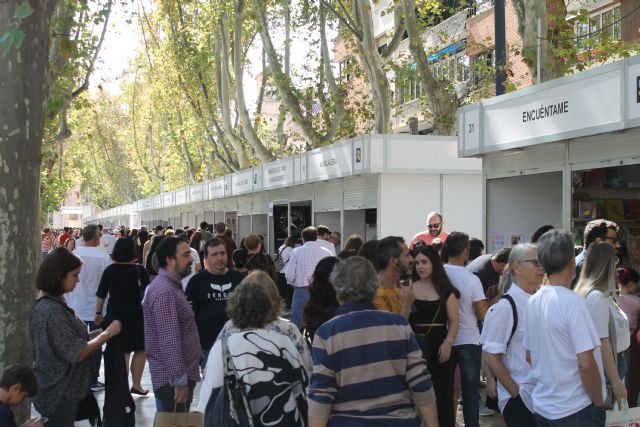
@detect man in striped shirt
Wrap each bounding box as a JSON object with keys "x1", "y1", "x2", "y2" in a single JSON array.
[{"x1": 309, "y1": 256, "x2": 438, "y2": 427}]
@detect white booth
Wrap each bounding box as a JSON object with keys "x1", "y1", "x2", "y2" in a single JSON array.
[
  {"x1": 85, "y1": 134, "x2": 483, "y2": 253},
  {"x1": 457, "y1": 56, "x2": 640, "y2": 253}
]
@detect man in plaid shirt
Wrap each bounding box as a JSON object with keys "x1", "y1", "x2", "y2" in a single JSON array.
[{"x1": 143, "y1": 237, "x2": 202, "y2": 412}]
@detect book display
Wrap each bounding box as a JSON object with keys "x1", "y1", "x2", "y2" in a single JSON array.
[{"x1": 572, "y1": 165, "x2": 640, "y2": 246}]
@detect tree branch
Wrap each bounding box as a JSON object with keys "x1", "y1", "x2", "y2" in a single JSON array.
[
  {"x1": 70, "y1": 0, "x2": 113, "y2": 98},
  {"x1": 320, "y1": 0, "x2": 362, "y2": 39}
]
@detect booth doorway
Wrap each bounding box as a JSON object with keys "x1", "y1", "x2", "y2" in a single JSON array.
[
  {"x1": 237, "y1": 215, "x2": 251, "y2": 242},
  {"x1": 225, "y1": 211, "x2": 237, "y2": 240},
  {"x1": 486, "y1": 172, "x2": 562, "y2": 253}
]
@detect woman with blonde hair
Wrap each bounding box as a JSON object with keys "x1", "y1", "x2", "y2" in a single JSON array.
[
  {"x1": 575, "y1": 242, "x2": 629, "y2": 406},
  {"x1": 216, "y1": 271, "x2": 311, "y2": 372}
]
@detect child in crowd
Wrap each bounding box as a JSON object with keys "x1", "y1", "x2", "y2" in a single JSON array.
[{"x1": 0, "y1": 365, "x2": 42, "y2": 427}]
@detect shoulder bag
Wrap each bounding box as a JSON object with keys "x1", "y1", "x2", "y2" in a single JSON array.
[
  {"x1": 204, "y1": 335, "x2": 255, "y2": 427},
  {"x1": 271, "y1": 247, "x2": 286, "y2": 272}
]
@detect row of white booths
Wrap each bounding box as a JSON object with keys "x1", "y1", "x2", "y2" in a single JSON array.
[
  {"x1": 458, "y1": 56, "x2": 640, "y2": 254},
  {"x1": 85, "y1": 135, "x2": 482, "y2": 253}
]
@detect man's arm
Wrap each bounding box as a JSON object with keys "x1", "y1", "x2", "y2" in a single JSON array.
[
  {"x1": 577, "y1": 349, "x2": 604, "y2": 406},
  {"x1": 485, "y1": 352, "x2": 519, "y2": 397},
  {"x1": 473, "y1": 299, "x2": 489, "y2": 322},
  {"x1": 284, "y1": 250, "x2": 297, "y2": 284}
]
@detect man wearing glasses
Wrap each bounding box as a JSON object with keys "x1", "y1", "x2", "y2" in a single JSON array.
[
  {"x1": 572, "y1": 219, "x2": 620, "y2": 288},
  {"x1": 410, "y1": 211, "x2": 449, "y2": 249}
]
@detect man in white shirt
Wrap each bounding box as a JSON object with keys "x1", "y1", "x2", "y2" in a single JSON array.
[
  {"x1": 66, "y1": 224, "x2": 112, "y2": 391},
  {"x1": 284, "y1": 226, "x2": 333, "y2": 329},
  {"x1": 316, "y1": 225, "x2": 337, "y2": 256},
  {"x1": 481, "y1": 243, "x2": 543, "y2": 427},
  {"x1": 99, "y1": 225, "x2": 117, "y2": 255},
  {"x1": 443, "y1": 231, "x2": 488, "y2": 427},
  {"x1": 524, "y1": 229, "x2": 604, "y2": 425}
]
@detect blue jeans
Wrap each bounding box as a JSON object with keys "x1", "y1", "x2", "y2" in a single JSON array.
[
  {"x1": 534, "y1": 404, "x2": 605, "y2": 427},
  {"x1": 453, "y1": 344, "x2": 481, "y2": 427},
  {"x1": 155, "y1": 381, "x2": 195, "y2": 412},
  {"x1": 291, "y1": 287, "x2": 310, "y2": 330},
  {"x1": 84, "y1": 321, "x2": 102, "y2": 384}
]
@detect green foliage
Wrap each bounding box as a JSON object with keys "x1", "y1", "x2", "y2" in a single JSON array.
[
  {"x1": 0, "y1": 1, "x2": 33, "y2": 56},
  {"x1": 40, "y1": 172, "x2": 72, "y2": 215}
]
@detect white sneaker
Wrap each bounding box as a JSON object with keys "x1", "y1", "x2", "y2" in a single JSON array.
[{"x1": 479, "y1": 405, "x2": 497, "y2": 416}]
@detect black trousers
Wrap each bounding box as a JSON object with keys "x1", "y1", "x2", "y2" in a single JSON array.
[
  {"x1": 503, "y1": 395, "x2": 536, "y2": 427},
  {"x1": 415, "y1": 326, "x2": 456, "y2": 427}
]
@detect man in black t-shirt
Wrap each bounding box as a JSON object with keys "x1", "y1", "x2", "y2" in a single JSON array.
[
  {"x1": 185, "y1": 237, "x2": 244, "y2": 361},
  {"x1": 466, "y1": 247, "x2": 511, "y2": 300}
]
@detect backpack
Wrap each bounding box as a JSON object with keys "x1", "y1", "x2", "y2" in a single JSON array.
[{"x1": 502, "y1": 294, "x2": 518, "y2": 346}]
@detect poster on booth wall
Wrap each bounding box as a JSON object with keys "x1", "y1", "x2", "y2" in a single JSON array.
[
  {"x1": 489, "y1": 230, "x2": 506, "y2": 254},
  {"x1": 509, "y1": 232, "x2": 528, "y2": 247},
  {"x1": 272, "y1": 205, "x2": 311, "y2": 251}
]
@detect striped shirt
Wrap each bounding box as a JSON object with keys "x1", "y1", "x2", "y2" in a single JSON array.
[
  {"x1": 41, "y1": 233, "x2": 54, "y2": 252},
  {"x1": 143, "y1": 268, "x2": 202, "y2": 391},
  {"x1": 309, "y1": 301, "x2": 435, "y2": 426}
]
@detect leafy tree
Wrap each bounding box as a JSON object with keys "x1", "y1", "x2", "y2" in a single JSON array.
[{"x1": 0, "y1": 0, "x2": 60, "y2": 421}]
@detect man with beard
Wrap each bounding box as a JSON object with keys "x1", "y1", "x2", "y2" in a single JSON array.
[
  {"x1": 374, "y1": 236, "x2": 415, "y2": 316},
  {"x1": 185, "y1": 238, "x2": 244, "y2": 363},
  {"x1": 143, "y1": 237, "x2": 201, "y2": 412},
  {"x1": 410, "y1": 211, "x2": 449, "y2": 249}
]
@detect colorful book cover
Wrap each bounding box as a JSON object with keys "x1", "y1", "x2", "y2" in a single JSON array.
[
  {"x1": 606, "y1": 199, "x2": 625, "y2": 221},
  {"x1": 579, "y1": 201, "x2": 598, "y2": 219}
]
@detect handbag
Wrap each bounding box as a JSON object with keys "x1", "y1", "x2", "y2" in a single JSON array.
[
  {"x1": 204, "y1": 335, "x2": 255, "y2": 427},
  {"x1": 414, "y1": 304, "x2": 441, "y2": 361},
  {"x1": 606, "y1": 399, "x2": 640, "y2": 426},
  {"x1": 271, "y1": 247, "x2": 286, "y2": 272},
  {"x1": 153, "y1": 404, "x2": 203, "y2": 427},
  {"x1": 135, "y1": 264, "x2": 144, "y2": 303}
]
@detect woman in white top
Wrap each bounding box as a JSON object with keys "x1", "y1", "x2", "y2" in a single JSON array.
[
  {"x1": 575, "y1": 242, "x2": 628, "y2": 406},
  {"x1": 481, "y1": 243, "x2": 543, "y2": 427},
  {"x1": 278, "y1": 236, "x2": 297, "y2": 267},
  {"x1": 197, "y1": 281, "x2": 308, "y2": 427}
]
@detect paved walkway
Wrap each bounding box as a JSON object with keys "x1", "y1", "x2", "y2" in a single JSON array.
[{"x1": 34, "y1": 364, "x2": 506, "y2": 426}]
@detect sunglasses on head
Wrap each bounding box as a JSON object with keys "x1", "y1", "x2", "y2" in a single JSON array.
[{"x1": 427, "y1": 223, "x2": 441, "y2": 229}]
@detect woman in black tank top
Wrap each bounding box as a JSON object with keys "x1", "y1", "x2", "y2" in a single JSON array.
[{"x1": 409, "y1": 245, "x2": 461, "y2": 427}]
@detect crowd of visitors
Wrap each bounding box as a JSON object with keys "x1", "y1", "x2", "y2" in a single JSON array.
[{"x1": 13, "y1": 213, "x2": 640, "y2": 427}]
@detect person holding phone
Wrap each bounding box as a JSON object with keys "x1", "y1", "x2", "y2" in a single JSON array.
[{"x1": 30, "y1": 247, "x2": 122, "y2": 427}]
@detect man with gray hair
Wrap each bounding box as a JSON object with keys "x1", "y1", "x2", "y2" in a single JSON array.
[
  {"x1": 308, "y1": 256, "x2": 438, "y2": 427},
  {"x1": 65, "y1": 224, "x2": 112, "y2": 391},
  {"x1": 524, "y1": 230, "x2": 605, "y2": 425}
]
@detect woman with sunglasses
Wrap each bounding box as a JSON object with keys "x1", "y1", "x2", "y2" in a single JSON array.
[
  {"x1": 409, "y1": 244, "x2": 460, "y2": 427},
  {"x1": 481, "y1": 243, "x2": 544, "y2": 426}
]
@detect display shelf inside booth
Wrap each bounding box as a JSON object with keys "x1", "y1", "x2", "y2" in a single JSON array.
[{"x1": 571, "y1": 164, "x2": 640, "y2": 245}]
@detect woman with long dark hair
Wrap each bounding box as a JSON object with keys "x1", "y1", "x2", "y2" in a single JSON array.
[
  {"x1": 303, "y1": 256, "x2": 339, "y2": 342},
  {"x1": 409, "y1": 244, "x2": 460, "y2": 427},
  {"x1": 189, "y1": 231, "x2": 204, "y2": 265}
]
